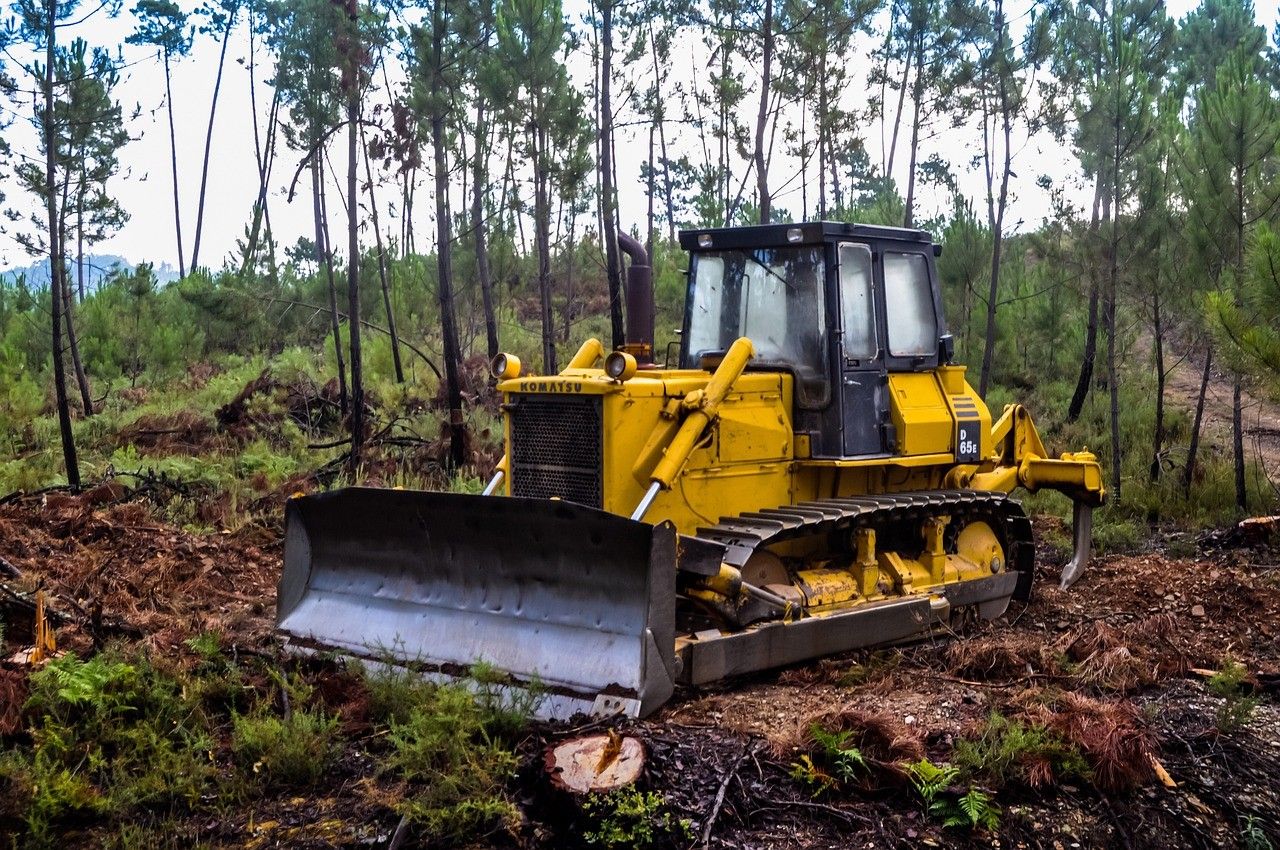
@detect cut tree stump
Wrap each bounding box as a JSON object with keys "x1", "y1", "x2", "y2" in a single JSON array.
[{"x1": 544, "y1": 730, "x2": 645, "y2": 794}]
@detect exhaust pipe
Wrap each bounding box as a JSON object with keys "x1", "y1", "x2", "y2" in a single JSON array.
[{"x1": 617, "y1": 232, "x2": 654, "y2": 366}]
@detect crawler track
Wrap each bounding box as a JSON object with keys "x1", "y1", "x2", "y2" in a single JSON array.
[{"x1": 694, "y1": 488, "x2": 1036, "y2": 598}]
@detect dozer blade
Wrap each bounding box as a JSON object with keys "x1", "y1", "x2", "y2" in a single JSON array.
[{"x1": 277, "y1": 488, "x2": 678, "y2": 720}]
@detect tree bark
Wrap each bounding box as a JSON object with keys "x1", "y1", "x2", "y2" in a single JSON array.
[
  {"x1": 534, "y1": 123, "x2": 556, "y2": 373},
  {"x1": 648, "y1": 20, "x2": 676, "y2": 241},
  {"x1": 1067, "y1": 174, "x2": 1106, "y2": 422},
  {"x1": 431, "y1": 0, "x2": 466, "y2": 469},
  {"x1": 61, "y1": 148, "x2": 92, "y2": 417},
  {"x1": 163, "y1": 50, "x2": 186, "y2": 278},
  {"x1": 599, "y1": 0, "x2": 625, "y2": 349},
  {"x1": 978, "y1": 18, "x2": 1011, "y2": 400},
  {"x1": 471, "y1": 96, "x2": 499, "y2": 360},
  {"x1": 313, "y1": 158, "x2": 349, "y2": 414},
  {"x1": 361, "y1": 125, "x2": 404, "y2": 382},
  {"x1": 753, "y1": 0, "x2": 774, "y2": 224},
  {"x1": 344, "y1": 8, "x2": 364, "y2": 470},
  {"x1": 902, "y1": 34, "x2": 923, "y2": 228},
  {"x1": 1183, "y1": 346, "x2": 1212, "y2": 495},
  {"x1": 44, "y1": 0, "x2": 80, "y2": 490},
  {"x1": 1150, "y1": 287, "x2": 1165, "y2": 482},
  {"x1": 189, "y1": 2, "x2": 238, "y2": 271}
]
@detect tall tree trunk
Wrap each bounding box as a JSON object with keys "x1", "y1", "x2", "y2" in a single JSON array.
[
  {"x1": 534, "y1": 125, "x2": 556, "y2": 373},
  {"x1": 978, "y1": 38, "x2": 1011, "y2": 399},
  {"x1": 471, "y1": 97, "x2": 499, "y2": 360},
  {"x1": 61, "y1": 162, "x2": 91, "y2": 416},
  {"x1": 431, "y1": 0, "x2": 465, "y2": 468},
  {"x1": 189, "y1": 2, "x2": 238, "y2": 271},
  {"x1": 753, "y1": 0, "x2": 774, "y2": 224},
  {"x1": 599, "y1": 0, "x2": 625, "y2": 350},
  {"x1": 362, "y1": 127, "x2": 404, "y2": 382},
  {"x1": 885, "y1": 38, "x2": 912, "y2": 189},
  {"x1": 1150, "y1": 287, "x2": 1165, "y2": 482},
  {"x1": 344, "y1": 19, "x2": 364, "y2": 469},
  {"x1": 1182, "y1": 346, "x2": 1212, "y2": 494},
  {"x1": 313, "y1": 158, "x2": 349, "y2": 414},
  {"x1": 163, "y1": 50, "x2": 186, "y2": 278},
  {"x1": 241, "y1": 22, "x2": 279, "y2": 278},
  {"x1": 902, "y1": 35, "x2": 923, "y2": 227},
  {"x1": 43, "y1": 0, "x2": 80, "y2": 490},
  {"x1": 648, "y1": 19, "x2": 676, "y2": 242},
  {"x1": 1067, "y1": 174, "x2": 1106, "y2": 422},
  {"x1": 646, "y1": 125, "x2": 655, "y2": 256},
  {"x1": 1105, "y1": 110, "x2": 1122, "y2": 501},
  {"x1": 1232, "y1": 173, "x2": 1247, "y2": 511}
]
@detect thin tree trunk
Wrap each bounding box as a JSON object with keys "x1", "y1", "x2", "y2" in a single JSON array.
[
  {"x1": 648, "y1": 22, "x2": 676, "y2": 242},
  {"x1": 1183, "y1": 346, "x2": 1212, "y2": 494},
  {"x1": 1150, "y1": 287, "x2": 1165, "y2": 482},
  {"x1": 1067, "y1": 174, "x2": 1105, "y2": 422},
  {"x1": 902, "y1": 35, "x2": 923, "y2": 228},
  {"x1": 753, "y1": 0, "x2": 774, "y2": 224},
  {"x1": 313, "y1": 158, "x2": 349, "y2": 414},
  {"x1": 344, "y1": 12, "x2": 364, "y2": 469},
  {"x1": 361, "y1": 126, "x2": 404, "y2": 382},
  {"x1": 62, "y1": 161, "x2": 91, "y2": 416},
  {"x1": 599, "y1": 0, "x2": 625, "y2": 350},
  {"x1": 471, "y1": 97, "x2": 499, "y2": 360},
  {"x1": 978, "y1": 30, "x2": 1011, "y2": 399},
  {"x1": 1232, "y1": 173, "x2": 1247, "y2": 511},
  {"x1": 535, "y1": 125, "x2": 556, "y2": 373},
  {"x1": 44, "y1": 0, "x2": 79, "y2": 489},
  {"x1": 163, "y1": 51, "x2": 186, "y2": 278},
  {"x1": 432, "y1": 21, "x2": 465, "y2": 470},
  {"x1": 189, "y1": 2, "x2": 238, "y2": 271},
  {"x1": 885, "y1": 38, "x2": 912, "y2": 188},
  {"x1": 1105, "y1": 106, "x2": 1122, "y2": 501},
  {"x1": 646, "y1": 124, "x2": 655, "y2": 256}
]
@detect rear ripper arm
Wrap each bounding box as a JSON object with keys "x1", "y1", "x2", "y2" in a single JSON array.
[{"x1": 945, "y1": 404, "x2": 1106, "y2": 589}]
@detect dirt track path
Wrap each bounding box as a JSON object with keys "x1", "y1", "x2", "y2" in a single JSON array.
[{"x1": 1149, "y1": 338, "x2": 1280, "y2": 491}]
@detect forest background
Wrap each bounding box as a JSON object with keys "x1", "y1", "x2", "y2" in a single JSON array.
[{"x1": 2, "y1": 0, "x2": 1280, "y2": 540}]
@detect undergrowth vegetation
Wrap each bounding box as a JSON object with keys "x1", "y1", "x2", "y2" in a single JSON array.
[{"x1": 0, "y1": 645, "x2": 531, "y2": 847}]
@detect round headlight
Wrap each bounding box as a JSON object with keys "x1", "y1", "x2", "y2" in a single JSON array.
[
  {"x1": 491, "y1": 352, "x2": 521, "y2": 380},
  {"x1": 604, "y1": 350, "x2": 637, "y2": 382}
]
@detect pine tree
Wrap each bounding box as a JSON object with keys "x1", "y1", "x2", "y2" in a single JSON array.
[{"x1": 1181, "y1": 47, "x2": 1280, "y2": 511}]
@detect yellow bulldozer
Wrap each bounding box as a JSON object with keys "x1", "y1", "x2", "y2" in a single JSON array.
[{"x1": 277, "y1": 221, "x2": 1105, "y2": 719}]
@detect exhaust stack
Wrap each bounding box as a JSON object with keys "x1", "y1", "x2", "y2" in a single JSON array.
[{"x1": 617, "y1": 232, "x2": 654, "y2": 366}]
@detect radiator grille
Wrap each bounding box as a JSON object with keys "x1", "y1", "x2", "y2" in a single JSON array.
[{"x1": 509, "y1": 395, "x2": 603, "y2": 508}]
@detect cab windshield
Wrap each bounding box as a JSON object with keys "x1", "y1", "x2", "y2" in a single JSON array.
[{"x1": 682, "y1": 246, "x2": 828, "y2": 407}]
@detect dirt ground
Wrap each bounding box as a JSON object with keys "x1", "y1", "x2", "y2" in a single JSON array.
[{"x1": 2, "y1": 486, "x2": 1279, "y2": 849}]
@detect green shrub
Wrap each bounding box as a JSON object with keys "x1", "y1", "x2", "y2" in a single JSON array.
[
  {"x1": 2, "y1": 651, "x2": 214, "y2": 840},
  {"x1": 231, "y1": 705, "x2": 340, "y2": 787},
  {"x1": 381, "y1": 681, "x2": 520, "y2": 842},
  {"x1": 1209, "y1": 659, "x2": 1259, "y2": 734},
  {"x1": 582, "y1": 788, "x2": 691, "y2": 849}
]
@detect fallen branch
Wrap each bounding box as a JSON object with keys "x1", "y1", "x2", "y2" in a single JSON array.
[{"x1": 700, "y1": 741, "x2": 759, "y2": 849}]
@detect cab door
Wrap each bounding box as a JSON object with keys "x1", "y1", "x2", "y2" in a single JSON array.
[{"x1": 837, "y1": 243, "x2": 887, "y2": 456}]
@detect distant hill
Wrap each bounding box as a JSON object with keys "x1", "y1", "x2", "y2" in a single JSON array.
[{"x1": 0, "y1": 255, "x2": 180, "y2": 289}]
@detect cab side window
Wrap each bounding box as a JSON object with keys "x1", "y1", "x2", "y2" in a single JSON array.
[
  {"x1": 883, "y1": 252, "x2": 937, "y2": 357},
  {"x1": 838, "y1": 243, "x2": 876, "y2": 360}
]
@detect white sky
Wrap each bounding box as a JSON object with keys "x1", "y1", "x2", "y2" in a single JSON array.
[{"x1": 1, "y1": 0, "x2": 1277, "y2": 272}]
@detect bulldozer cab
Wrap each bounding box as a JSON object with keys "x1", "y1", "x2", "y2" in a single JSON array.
[{"x1": 678, "y1": 222, "x2": 948, "y2": 459}]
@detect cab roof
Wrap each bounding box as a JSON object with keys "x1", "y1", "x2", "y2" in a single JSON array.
[{"x1": 677, "y1": 221, "x2": 936, "y2": 252}]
